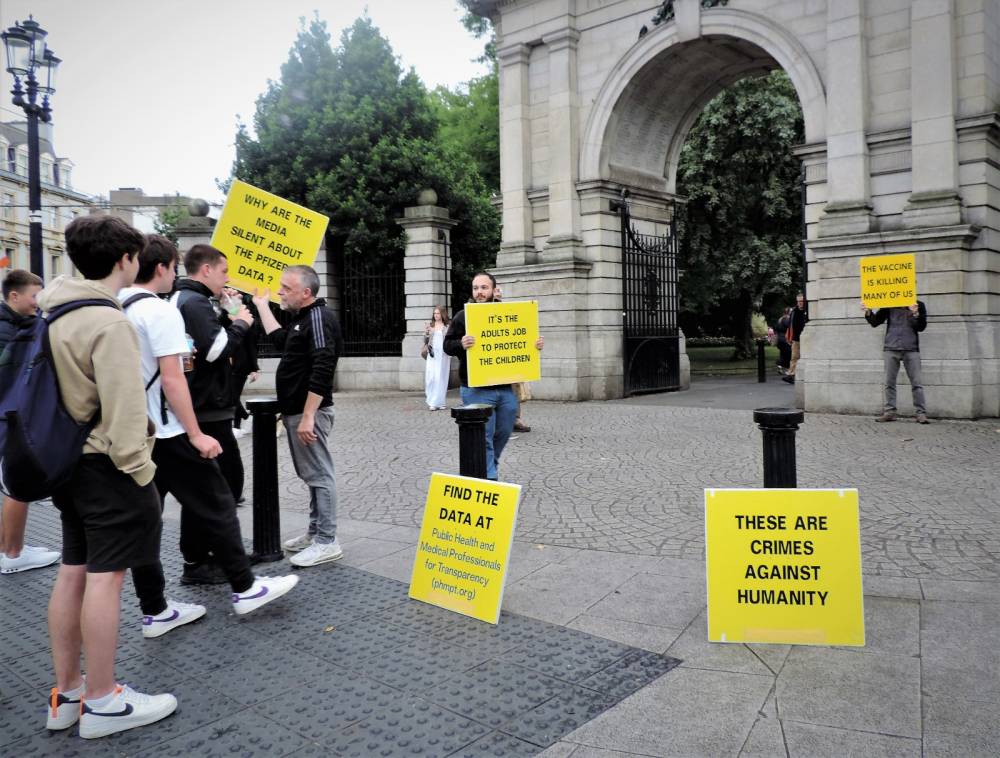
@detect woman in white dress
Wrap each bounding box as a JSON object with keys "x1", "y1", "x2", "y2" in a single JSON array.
[{"x1": 422, "y1": 305, "x2": 451, "y2": 410}]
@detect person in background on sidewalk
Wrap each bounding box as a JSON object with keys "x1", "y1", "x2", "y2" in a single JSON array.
[
  {"x1": 123, "y1": 236, "x2": 298, "y2": 638},
  {"x1": 170, "y1": 244, "x2": 253, "y2": 581},
  {"x1": 863, "y1": 299, "x2": 929, "y2": 424},
  {"x1": 782, "y1": 293, "x2": 808, "y2": 384},
  {"x1": 39, "y1": 215, "x2": 176, "y2": 739},
  {"x1": 231, "y1": 292, "x2": 260, "y2": 441},
  {"x1": 422, "y1": 304, "x2": 451, "y2": 410},
  {"x1": 0, "y1": 269, "x2": 61, "y2": 574},
  {"x1": 444, "y1": 273, "x2": 544, "y2": 480},
  {"x1": 252, "y1": 265, "x2": 344, "y2": 567}
]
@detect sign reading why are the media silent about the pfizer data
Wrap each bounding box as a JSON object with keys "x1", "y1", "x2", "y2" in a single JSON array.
[
  {"x1": 211, "y1": 179, "x2": 329, "y2": 302},
  {"x1": 859, "y1": 253, "x2": 917, "y2": 309},
  {"x1": 410, "y1": 473, "x2": 521, "y2": 624},
  {"x1": 704, "y1": 488, "x2": 865, "y2": 646},
  {"x1": 464, "y1": 300, "x2": 541, "y2": 387}
]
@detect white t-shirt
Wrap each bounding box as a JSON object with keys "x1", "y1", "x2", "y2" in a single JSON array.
[{"x1": 118, "y1": 286, "x2": 188, "y2": 439}]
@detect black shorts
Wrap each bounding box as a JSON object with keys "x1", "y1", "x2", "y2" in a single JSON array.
[{"x1": 52, "y1": 454, "x2": 162, "y2": 573}]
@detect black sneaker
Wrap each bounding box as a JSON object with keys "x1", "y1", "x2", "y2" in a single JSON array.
[{"x1": 180, "y1": 561, "x2": 228, "y2": 586}]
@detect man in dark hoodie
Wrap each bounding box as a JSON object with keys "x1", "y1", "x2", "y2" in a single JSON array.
[
  {"x1": 169, "y1": 244, "x2": 253, "y2": 583},
  {"x1": 863, "y1": 300, "x2": 929, "y2": 423},
  {"x1": 0, "y1": 269, "x2": 61, "y2": 574}
]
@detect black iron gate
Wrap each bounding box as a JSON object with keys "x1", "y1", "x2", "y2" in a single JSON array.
[{"x1": 615, "y1": 197, "x2": 681, "y2": 395}]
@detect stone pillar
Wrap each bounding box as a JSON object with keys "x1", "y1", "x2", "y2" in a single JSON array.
[
  {"x1": 541, "y1": 28, "x2": 583, "y2": 262},
  {"x1": 397, "y1": 192, "x2": 458, "y2": 392},
  {"x1": 902, "y1": 0, "x2": 963, "y2": 228},
  {"x1": 818, "y1": 0, "x2": 874, "y2": 236},
  {"x1": 496, "y1": 43, "x2": 536, "y2": 268}
]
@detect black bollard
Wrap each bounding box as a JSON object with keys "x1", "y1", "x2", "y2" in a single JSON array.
[
  {"x1": 451, "y1": 404, "x2": 493, "y2": 479},
  {"x1": 756, "y1": 339, "x2": 767, "y2": 383},
  {"x1": 246, "y1": 397, "x2": 283, "y2": 563},
  {"x1": 753, "y1": 407, "x2": 804, "y2": 488}
]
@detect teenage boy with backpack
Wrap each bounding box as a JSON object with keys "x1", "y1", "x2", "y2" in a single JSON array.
[
  {"x1": 0, "y1": 268, "x2": 61, "y2": 574},
  {"x1": 36, "y1": 216, "x2": 175, "y2": 738},
  {"x1": 122, "y1": 235, "x2": 297, "y2": 637}
]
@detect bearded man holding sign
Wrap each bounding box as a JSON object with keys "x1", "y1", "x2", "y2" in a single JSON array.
[{"x1": 444, "y1": 273, "x2": 544, "y2": 481}]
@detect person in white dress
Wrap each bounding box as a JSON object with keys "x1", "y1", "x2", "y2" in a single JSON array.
[{"x1": 423, "y1": 305, "x2": 451, "y2": 410}]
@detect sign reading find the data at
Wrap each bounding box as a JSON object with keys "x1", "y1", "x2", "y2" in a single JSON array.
[
  {"x1": 211, "y1": 179, "x2": 329, "y2": 302},
  {"x1": 410, "y1": 473, "x2": 521, "y2": 624},
  {"x1": 465, "y1": 300, "x2": 540, "y2": 387},
  {"x1": 860, "y1": 253, "x2": 917, "y2": 309},
  {"x1": 705, "y1": 488, "x2": 864, "y2": 646}
]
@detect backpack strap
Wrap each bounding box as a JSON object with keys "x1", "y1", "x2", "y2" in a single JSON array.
[
  {"x1": 122, "y1": 292, "x2": 169, "y2": 425},
  {"x1": 45, "y1": 299, "x2": 118, "y2": 325},
  {"x1": 122, "y1": 292, "x2": 159, "y2": 310}
]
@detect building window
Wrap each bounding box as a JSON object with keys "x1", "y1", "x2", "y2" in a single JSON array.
[
  {"x1": 6, "y1": 146, "x2": 14, "y2": 173},
  {"x1": 53, "y1": 163, "x2": 60, "y2": 187},
  {"x1": 47, "y1": 207, "x2": 58, "y2": 228},
  {"x1": 41, "y1": 160, "x2": 52, "y2": 184},
  {"x1": 3, "y1": 193, "x2": 13, "y2": 220},
  {"x1": 49, "y1": 254, "x2": 60, "y2": 278},
  {"x1": 3, "y1": 247, "x2": 12, "y2": 267}
]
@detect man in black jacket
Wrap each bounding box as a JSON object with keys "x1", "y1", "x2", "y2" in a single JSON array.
[
  {"x1": 863, "y1": 300, "x2": 929, "y2": 423},
  {"x1": 253, "y1": 265, "x2": 344, "y2": 568},
  {"x1": 0, "y1": 269, "x2": 61, "y2": 574},
  {"x1": 782, "y1": 293, "x2": 808, "y2": 384}
]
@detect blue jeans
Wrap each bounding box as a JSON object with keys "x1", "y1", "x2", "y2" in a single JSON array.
[{"x1": 460, "y1": 385, "x2": 518, "y2": 480}]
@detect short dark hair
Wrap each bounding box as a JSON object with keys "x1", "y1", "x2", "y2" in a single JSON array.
[
  {"x1": 136, "y1": 234, "x2": 179, "y2": 284},
  {"x1": 183, "y1": 244, "x2": 226, "y2": 275},
  {"x1": 284, "y1": 265, "x2": 320, "y2": 297},
  {"x1": 65, "y1": 215, "x2": 144, "y2": 280},
  {"x1": 2, "y1": 268, "x2": 43, "y2": 300},
  {"x1": 471, "y1": 271, "x2": 497, "y2": 287}
]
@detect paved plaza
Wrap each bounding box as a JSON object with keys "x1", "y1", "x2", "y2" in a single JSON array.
[{"x1": 3, "y1": 377, "x2": 999, "y2": 756}]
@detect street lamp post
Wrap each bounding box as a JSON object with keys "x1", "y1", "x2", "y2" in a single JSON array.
[{"x1": 1, "y1": 17, "x2": 59, "y2": 278}]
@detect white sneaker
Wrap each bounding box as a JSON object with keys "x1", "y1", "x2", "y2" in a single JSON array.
[
  {"x1": 289, "y1": 539, "x2": 343, "y2": 568},
  {"x1": 1, "y1": 547, "x2": 60, "y2": 574},
  {"x1": 46, "y1": 681, "x2": 84, "y2": 730},
  {"x1": 232, "y1": 575, "x2": 299, "y2": 615},
  {"x1": 79, "y1": 684, "x2": 177, "y2": 739},
  {"x1": 142, "y1": 600, "x2": 206, "y2": 639},
  {"x1": 282, "y1": 533, "x2": 314, "y2": 553}
]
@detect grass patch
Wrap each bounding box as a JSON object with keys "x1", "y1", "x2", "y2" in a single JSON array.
[{"x1": 688, "y1": 344, "x2": 781, "y2": 376}]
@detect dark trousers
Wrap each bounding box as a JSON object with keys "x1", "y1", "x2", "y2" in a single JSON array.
[
  {"x1": 132, "y1": 434, "x2": 254, "y2": 613},
  {"x1": 201, "y1": 419, "x2": 244, "y2": 502},
  {"x1": 233, "y1": 374, "x2": 250, "y2": 429}
]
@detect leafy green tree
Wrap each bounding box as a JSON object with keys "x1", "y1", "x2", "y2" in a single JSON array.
[
  {"x1": 676, "y1": 71, "x2": 804, "y2": 358},
  {"x1": 429, "y1": 71, "x2": 499, "y2": 192}
]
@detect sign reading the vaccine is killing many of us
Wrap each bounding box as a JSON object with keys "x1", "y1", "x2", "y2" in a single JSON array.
[
  {"x1": 464, "y1": 300, "x2": 540, "y2": 387},
  {"x1": 860, "y1": 253, "x2": 917, "y2": 309},
  {"x1": 704, "y1": 488, "x2": 865, "y2": 646},
  {"x1": 409, "y1": 473, "x2": 521, "y2": 624},
  {"x1": 211, "y1": 179, "x2": 329, "y2": 302}
]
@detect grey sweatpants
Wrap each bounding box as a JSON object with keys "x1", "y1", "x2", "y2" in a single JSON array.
[
  {"x1": 283, "y1": 407, "x2": 338, "y2": 543},
  {"x1": 883, "y1": 350, "x2": 926, "y2": 416}
]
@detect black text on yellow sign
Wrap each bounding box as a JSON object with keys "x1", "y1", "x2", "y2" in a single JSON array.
[
  {"x1": 860, "y1": 253, "x2": 917, "y2": 309},
  {"x1": 211, "y1": 179, "x2": 330, "y2": 302},
  {"x1": 409, "y1": 473, "x2": 521, "y2": 624},
  {"x1": 465, "y1": 301, "x2": 541, "y2": 387},
  {"x1": 704, "y1": 488, "x2": 865, "y2": 646}
]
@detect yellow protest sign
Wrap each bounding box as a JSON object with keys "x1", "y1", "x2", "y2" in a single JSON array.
[
  {"x1": 465, "y1": 301, "x2": 541, "y2": 387},
  {"x1": 210, "y1": 179, "x2": 329, "y2": 301},
  {"x1": 409, "y1": 473, "x2": 521, "y2": 624},
  {"x1": 705, "y1": 488, "x2": 865, "y2": 646},
  {"x1": 860, "y1": 253, "x2": 916, "y2": 309}
]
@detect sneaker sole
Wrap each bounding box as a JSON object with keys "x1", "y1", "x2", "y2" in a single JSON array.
[
  {"x1": 282, "y1": 543, "x2": 312, "y2": 553},
  {"x1": 79, "y1": 700, "x2": 178, "y2": 739},
  {"x1": 142, "y1": 606, "x2": 207, "y2": 639},
  {"x1": 47, "y1": 708, "x2": 81, "y2": 730},
  {"x1": 1, "y1": 554, "x2": 61, "y2": 574},
  {"x1": 233, "y1": 576, "x2": 300, "y2": 615},
  {"x1": 179, "y1": 575, "x2": 228, "y2": 586},
  {"x1": 289, "y1": 550, "x2": 344, "y2": 568}
]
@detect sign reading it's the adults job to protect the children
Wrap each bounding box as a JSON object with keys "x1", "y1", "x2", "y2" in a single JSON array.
[
  {"x1": 705, "y1": 488, "x2": 865, "y2": 646},
  {"x1": 409, "y1": 473, "x2": 521, "y2": 624},
  {"x1": 859, "y1": 253, "x2": 917, "y2": 309},
  {"x1": 211, "y1": 179, "x2": 330, "y2": 302},
  {"x1": 464, "y1": 300, "x2": 540, "y2": 387}
]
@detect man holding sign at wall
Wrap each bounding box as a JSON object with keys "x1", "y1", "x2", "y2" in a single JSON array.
[
  {"x1": 444, "y1": 272, "x2": 543, "y2": 481},
  {"x1": 860, "y1": 254, "x2": 928, "y2": 423}
]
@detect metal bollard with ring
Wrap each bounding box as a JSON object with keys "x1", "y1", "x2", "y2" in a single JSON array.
[
  {"x1": 753, "y1": 407, "x2": 804, "y2": 488},
  {"x1": 246, "y1": 396, "x2": 283, "y2": 563},
  {"x1": 450, "y1": 404, "x2": 493, "y2": 479}
]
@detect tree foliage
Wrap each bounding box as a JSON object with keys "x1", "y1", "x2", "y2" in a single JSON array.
[
  {"x1": 676, "y1": 71, "x2": 804, "y2": 358},
  {"x1": 229, "y1": 15, "x2": 498, "y2": 283}
]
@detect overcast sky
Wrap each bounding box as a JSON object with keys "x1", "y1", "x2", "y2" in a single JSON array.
[{"x1": 0, "y1": 0, "x2": 487, "y2": 208}]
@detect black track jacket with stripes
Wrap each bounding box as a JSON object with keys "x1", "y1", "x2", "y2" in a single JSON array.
[{"x1": 271, "y1": 298, "x2": 343, "y2": 415}]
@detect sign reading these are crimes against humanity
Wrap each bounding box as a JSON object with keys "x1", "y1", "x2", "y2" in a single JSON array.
[
  {"x1": 704, "y1": 488, "x2": 865, "y2": 647},
  {"x1": 409, "y1": 473, "x2": 521, "y2": 624},
  {"x1": 211, "y1": 179, "x2": 330, "y2": 302},
  {"x1": 860, "y1": 253, "x2": 917, "y2": 309},
  {"x1": 465, "y1": 300, "x2": 540, "y2": 387}
]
